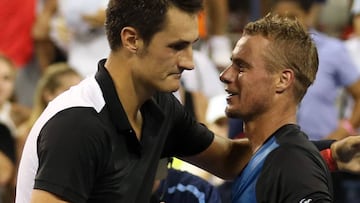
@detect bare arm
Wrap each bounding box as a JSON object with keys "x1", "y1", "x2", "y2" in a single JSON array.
[
  {"x1": 326, "y1": 79, "x2": 360, "y2": 140},
  {"x1": 33, "y1": 0, "x2": 58, "y2": 72},
  {"x1": 30, "y1": 189, "x2": 69, "y2": 203},
  {"x1": 184, "y1": 135, "x2": 252, "y2": 180},
  {"x1": 205, "y1": 0, "x2": 229, "y2": 36}
]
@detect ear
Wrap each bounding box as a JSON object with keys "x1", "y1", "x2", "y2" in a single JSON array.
[
  {"x1": 120, "y1": 27, "x2": 141, "y2": 54},
  {"x1": 275, "y1": 68, "x2": 295, "y2": 93}
]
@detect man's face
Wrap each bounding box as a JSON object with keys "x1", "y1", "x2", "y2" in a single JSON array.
[
  {"x1": 273, "y1": 1, "x2": 307, "y2": 28},
  {"x1": 133, "y1": 7, "x2": 199, "y2": 93},
  {"x1": 0, "y1": 60, "x2": 15, "y2": 105},
  {"x1": 220, "y1": 35, "x2": 277, "y2": 121}
]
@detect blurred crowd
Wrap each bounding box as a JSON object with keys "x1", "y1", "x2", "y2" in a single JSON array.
[{"x1": 1, "y1": 0, "x2": 360, "y2": 202}]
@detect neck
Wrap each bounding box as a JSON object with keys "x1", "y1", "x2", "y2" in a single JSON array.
[
  {"x1": 244, "y1": 106, "x2": 297, "y2": 153},
  {"x1": 105, "y1": 52, "x2": 150, "y2": 139}
]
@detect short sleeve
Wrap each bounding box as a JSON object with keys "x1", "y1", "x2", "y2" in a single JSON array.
[
  {"x1": 256, "y1": 146, "x2": 332, "y2": 203},
  {"x1": 159, "y1": 93, "x2": 214, "y2": 157},
  {"x1": 34, "y1": 108, "x2": 108, "y2": 203}
]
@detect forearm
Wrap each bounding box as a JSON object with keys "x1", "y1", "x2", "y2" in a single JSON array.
[
  {"x1": 347, "y1": 99, "x2": 360, "y2": 130},
  {"x1": 326, "y1": 103, "x2": 360, "y2": 140},
  {"x1": 205, "y1": 0, "x2": 228, "y2": 35},
  {"x1": 185, "y1": 135, "x2": 252, "y2": 180},
  {"x1": 30, "y1": 189, "x2": 69, "y2": 203}
]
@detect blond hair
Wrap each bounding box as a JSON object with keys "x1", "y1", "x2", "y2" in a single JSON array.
[{"x1": 243, "y1": 13, "x2": 318, "y2": 103}]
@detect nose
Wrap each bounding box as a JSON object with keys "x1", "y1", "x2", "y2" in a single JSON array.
[
  {"x1": 178, "y1": 47, "x2": 195, "y2": 71},
  {"x1": 219, "y1": 65, "x2": 233, "y2": 84}
]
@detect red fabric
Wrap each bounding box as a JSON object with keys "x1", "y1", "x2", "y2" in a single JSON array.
[
  {"x1": 0, "y1": 0, "x2": 36, "y2": 68},
  {"x1": 320, "y1": 148, "x2": 338, "y2": 172}
]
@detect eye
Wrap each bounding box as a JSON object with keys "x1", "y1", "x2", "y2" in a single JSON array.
[
  {"x1": 170, "y1": 44, "x2": 186, "y2": 51},
  {"x1": 169, "y1": 42, "x2": 189, "y2": 51},
  {"x1": 0, "y1": 74, "x2": 13, "y2": 82},
  {"x1": 232, "y1": 59, "x2": 248, "y2": 72}
]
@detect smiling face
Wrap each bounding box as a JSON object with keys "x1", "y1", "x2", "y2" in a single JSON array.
[
  {"x1": 220, "y1": 34, "x2": 277, "y2": 121},
  {"x1": 133, "y1": 6, "x2": 199, "y2": 93},
  {"x1": 0, "y1": 59, "x2": 15, "y2": 106}
]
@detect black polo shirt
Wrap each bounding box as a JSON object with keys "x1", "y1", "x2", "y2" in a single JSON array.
[{"x1": 32, "y1": 59, "x2": 214, "y2": 202}]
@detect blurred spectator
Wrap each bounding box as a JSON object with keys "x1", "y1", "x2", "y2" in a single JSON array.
[
  {"x1": 50, "y1": 0, "x2": 110, "y2": 77},
  {"x1": 0, "y1": 55, "x2": 31, "y2": 137},
  {"x1": 345, "y1": 0, "x2": 360, "y2": 69},
  {"x1": 0, "y1": 123, "x2": 16, "y2": 203},
  {"x1": 0, "y1": 0, "x2": 36, "y2": 68},
  {"x1": 309, "y1": 0, "x2": 327, "y2": 28},
  {"x1": 339, "y1": 2, "x2": 360, "y2": 202},
  {"x1": 317, "y1": 0, "x2": 350, "y2": 37},
  {"x1": 33, "y1": 0, "x2": 66, "y2": 73},
  {"x1": 342, "y1": 0, "x2": 360, "y2": 128},
  {"x1": 175, "y1": 84, "x2": 208, "y2": 125},
  {"x1": 205, "y1": 94, "x2": 228, "y2": 138},
  {"x1": 181, "y1": 50, "x2": 225, "y2": 99},
  {"x1": 194, "y1": 0, "x2": 233, "y2": 72},
  {"x1": 205, "y1": 0, "x2": 232, "y2": 70},
  {"x1": 0, "y1": 0, "x2": 39, "y2": 108}
]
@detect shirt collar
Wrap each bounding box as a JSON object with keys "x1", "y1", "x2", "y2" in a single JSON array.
[{"x1": 95, "y1": 59, "x2": 164, "y2": 134}]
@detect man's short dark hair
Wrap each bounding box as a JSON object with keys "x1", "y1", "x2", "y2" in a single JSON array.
[{"x1": 105, "y1": 0, "x2": 203, "y2": 51}]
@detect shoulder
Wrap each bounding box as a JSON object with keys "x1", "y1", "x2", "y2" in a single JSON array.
[
  {"x1": 39, "y1": 107, "x2": 106, "y2": 145},
  {"x1": 263, "y1": 127, "x2": 330, "y2": 186},
  {"x1": 256, "y1": 143, "x2": 332, "y2": 202},
  {"x1": 265, "y1": 144, "x2": 323, "y2": 170}
]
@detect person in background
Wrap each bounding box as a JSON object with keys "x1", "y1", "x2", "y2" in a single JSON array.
[
  {"x1": 0, "y1": 123, "x2": 16, "y2": 203},
  {"x1": 32, "y1": 0, "x2": 63, "y2": 73},
  {"x1": 203, "y1": 0, "x2": 232, "y2": 70},
  {"x1": 0, "y1": 0, "x2": 35, "y2": 70},
  {"x1": 0, "y1": 55, "x2": 31, "y2": 138},
  {"x1": 50, "y1": 0, "x2": 110, "y2": 78},
  {"x1": 181, "y1": 50, "x2": 226, "y2": 99},
  {"x1": 345, "y1": 0, "x2": 360, "y2": 70},
  {"x1": 339, "y1": 0, "x2": 360, "y2": 202}
]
